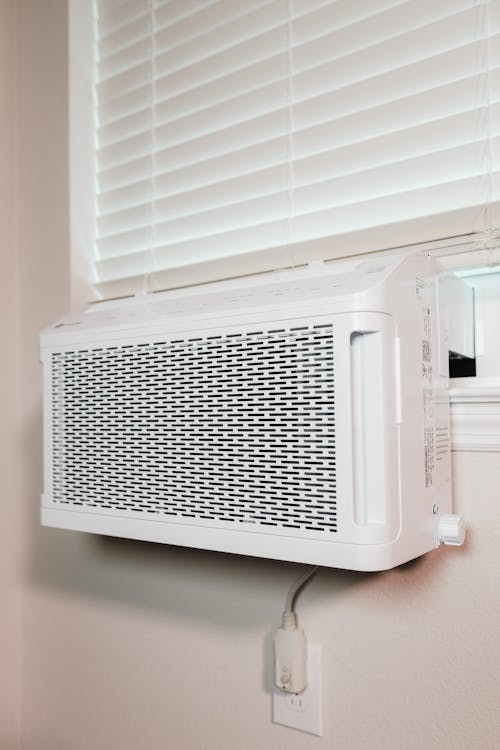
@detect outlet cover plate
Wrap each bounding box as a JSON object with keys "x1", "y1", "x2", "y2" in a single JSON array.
[{"x1": 272, "y1": 644, "x2": 323, "y2": 736}]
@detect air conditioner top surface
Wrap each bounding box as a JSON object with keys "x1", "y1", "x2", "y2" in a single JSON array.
[{"x1": 40, "y1": 253, "x2": 427, "y2": 348}]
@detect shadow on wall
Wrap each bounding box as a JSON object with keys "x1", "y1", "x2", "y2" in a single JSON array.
[{"x1": 23, "y1": 403, "x2": 437, "y2": 638}]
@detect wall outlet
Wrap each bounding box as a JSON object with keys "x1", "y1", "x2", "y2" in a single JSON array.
[{"x1": 272, "y1": 645, "x2": 323, "y2": 736}]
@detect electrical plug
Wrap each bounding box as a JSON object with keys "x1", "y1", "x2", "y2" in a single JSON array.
[{"x1": 274, "y1": 611, "x2": 307, "y2": 694}]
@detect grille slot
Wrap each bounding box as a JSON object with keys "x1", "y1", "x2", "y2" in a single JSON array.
[{"x1": 51, "y1": 325, "x2": 337, "y2": 536}]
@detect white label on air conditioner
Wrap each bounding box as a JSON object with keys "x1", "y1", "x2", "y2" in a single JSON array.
[
  {"x1": 423, "y1": 388, "x2": 435, "y2": 488},
  {"x1": 422, "y1": 299, "x2": 435, "y2": 488}
]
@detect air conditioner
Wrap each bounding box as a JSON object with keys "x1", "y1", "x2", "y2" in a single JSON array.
[{"x1": 40, "y1": 252, "x2": 467, "y2": 571}]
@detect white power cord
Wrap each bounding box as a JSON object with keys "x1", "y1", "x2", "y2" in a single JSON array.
[{"x1": 274, "y1": 565, "x2": 319, "y2": 694}]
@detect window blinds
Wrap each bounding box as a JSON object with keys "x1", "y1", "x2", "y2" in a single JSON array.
[{"x1": 94, "y1": 0, "x2": 500, "y2": 298}]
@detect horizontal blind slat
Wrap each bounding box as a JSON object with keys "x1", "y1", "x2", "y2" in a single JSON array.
[
  {"x1": 294, "y1": 75, "x2": 486, "y2": 158},
  {"x1": 98, "y1": 135, "x2": 289, "y2": 198},
  {"x1": 290, "y1": 175, "x2": 489, "y2": 241},
  {"x1": 154, "y1": 137, "x2": 289, "y2": 197},
  {"x1": 294, "y1": 141, "x2": 488, "y2": 216},
  {"x1": 154, "y1": 79, "x2": 289, "y2": 145},
  {"x1": 292, "y1": 0, "x2": 408, "y2": 33},
  {"x1": 293, "y1": 0, "x2": 477, "y2": 51},
  {"x1": 154, "y1": 0, "x2": 220, "y2": 31},
  {"x1": 154, "y1": 1, "x2": 287, "y2": 76},
  {"x1": 98, "y1": 155, "x2": 151, "y2": 194},
  {"x1": 294, "y1": 21, "x2": 485, "y2": 105},
  {"x1": 154, "y1": 25, "x2": 288, "y2": 100},
  {"x1": 154, "y1": 113, "x2": 289, "y2": 170},
  {"x1": 98, "y1": 225, "x2": 153, "y2": 258},
  {"x1": 98, "y1": 0, "x2": 147, "y2": 37},
  {"x1": 155, "y1": 0, "x2": 277, "y2": 47},
  {"x1": 154, "y1": 52, "x2": 288, "y2": 125},
  {"x1": 98, "y1": 191, "x2": 291, "y2": 257},
  {"x1": 97, "y1": 61, "x2": 151, "y2": 102},
  {"x1": 98, "y1": 130, "x2": 151, "y2": 170},
  {"x1": 98, "y1": 200, "x2": 152, "y2": 238},
  {"x1": 294, "y1": 110, "x2": 487, "y2": 187},
  {"x1": 294, "y1": 41, "x2": 485, "y2": 116},
  {"x1": 98, "y1": 37, "x2": 150, "y2": 81},
  {"x1": 96, "y1": 248, "x2": 155, "y2": 285},
  {"x1": 99, "y1": 13, "x2": 150, "y2": 60},
  {"x1": 98, "y1": 165, "x2": 289, "y2": 236},
  {"x1": 99, "y1": 84, "x2": 152, "y2": 126},
  {"x1": 98, "y1": 110, "x2": 289, "y2": 178},
  {"x1": 98, "y1": 107, "x2": 151, "y2": 148},
  {"x1": 96, "y1": 218, "x2": 291, "y2": 280},
  {"x1": 98, "y1": 178, "x2": 151, "y2": 215}
]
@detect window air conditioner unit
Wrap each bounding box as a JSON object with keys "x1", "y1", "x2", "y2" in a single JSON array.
[{"x1": 40, "y1": 252, "x2": 467, "y2": 571}]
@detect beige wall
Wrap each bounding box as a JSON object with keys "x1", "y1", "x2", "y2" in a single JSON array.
[
  {"x1": 0, "y1": 1, "x2": 21, "y2": 747},
  {"x1": 6, "y1": 2, "x2": 500, "y2": 749}
]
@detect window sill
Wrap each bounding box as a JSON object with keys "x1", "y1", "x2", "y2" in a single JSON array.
[{"x1": 450, "y1": 377, "x2": 500, "y2": 452}]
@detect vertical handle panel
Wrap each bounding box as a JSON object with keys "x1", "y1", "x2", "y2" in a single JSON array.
[{"x1": 350, "y1": 331, "x2": 386, "y2": 526}]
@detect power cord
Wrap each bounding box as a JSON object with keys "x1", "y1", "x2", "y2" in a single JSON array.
[{"x1": 274, "y1": 565, "x2": 319, "y2": 694}]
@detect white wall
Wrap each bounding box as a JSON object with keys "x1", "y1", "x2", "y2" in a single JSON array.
[
  {"x1": 0, "y1": 1, "x2": 21, "y2": 747},
  {"x1": 9, "y1": 3, "x2": 500, "y2": 749}
]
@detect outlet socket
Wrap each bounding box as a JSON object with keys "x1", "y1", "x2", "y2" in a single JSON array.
[{"x1": 272, "y1": 645, "x2": 323, "y2": 736}]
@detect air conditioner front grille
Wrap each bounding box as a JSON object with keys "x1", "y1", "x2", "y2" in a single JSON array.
[{"x1": 50, "y1": 324, "x2": 337, "y2": 536}]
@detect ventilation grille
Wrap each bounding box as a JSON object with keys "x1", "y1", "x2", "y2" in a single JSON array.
[{"x1": 50, "y1": 324, "x2": 337, "y2": 536}]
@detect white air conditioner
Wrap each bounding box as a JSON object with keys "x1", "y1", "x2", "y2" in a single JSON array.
[{"x1": 40, "y1": 252, "x2": 467, "y2": 571}]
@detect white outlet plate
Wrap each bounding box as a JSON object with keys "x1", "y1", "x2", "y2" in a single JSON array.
[{"x1": 272, "y1": 644, "x2": 323, "y2": 736}]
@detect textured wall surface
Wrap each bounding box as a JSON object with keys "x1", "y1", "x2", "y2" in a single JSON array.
[
  {"x1": 0, "y1": 1, "x2": 20, "y2": 747},
  {"x1": 8, "y1": 2, "x2": 500, "y2": 750}
]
